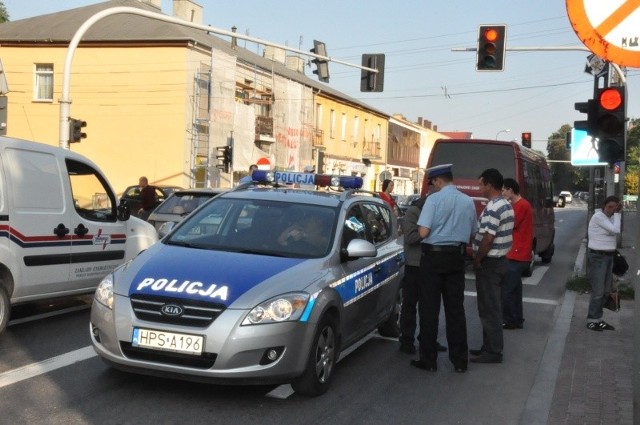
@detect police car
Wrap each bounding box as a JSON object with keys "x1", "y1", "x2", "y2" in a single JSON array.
[{"x1": 90, "y1": 170, "x2": 405, "y2": 396}]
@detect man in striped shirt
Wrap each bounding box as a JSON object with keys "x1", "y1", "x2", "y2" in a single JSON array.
[{"x1": 471, "y1": 168, "x2": 514, "y2": 364}]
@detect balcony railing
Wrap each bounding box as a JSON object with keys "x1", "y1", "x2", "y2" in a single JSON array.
[
  {"x1": 255, "y1": 115, "x2": 273, "y2": 137},
  {"x1": 363, "y1": 140, "x2": 381, "y2": 158},
  {"x1": 313, "y1": 128, "x2": 325, "y2": 149}
]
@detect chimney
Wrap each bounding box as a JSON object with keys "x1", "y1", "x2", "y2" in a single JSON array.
[
  {"x1": 231, "y1": 26, "x2": 237, "y2": 49},
  {"x1": 433, "y1": 124, "x2": 438, "y2": 132},
  {"x1": 417, "y1": 117, "x2": 423, "y2": 126},
  {"x1": 173, "y1": 0, "x2": 203, "y2": 24},
  {"x1": 138, "y1": 0, "x2": 161, "y2": 10}
]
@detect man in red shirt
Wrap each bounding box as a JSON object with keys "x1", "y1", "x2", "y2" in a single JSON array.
[{"x1": 501, "y1": 178, "x2": 533, "y2": 329}]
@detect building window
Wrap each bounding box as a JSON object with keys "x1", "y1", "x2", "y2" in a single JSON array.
[
  {"x1": 353, "y1": 116, "x2": 360, "y2": 143},
  {"x1": 330, "y1": 109, "x2": 336, "y2": 139},
  {"x1": 35, "y1": 64, "x2": 53, "y2": 101},
  {"x1": 341, "y1": 113, "x2": 347, "y2": 141},
  {"x1": 315, "y1": 103, "x2": 323, "y2": 129}
]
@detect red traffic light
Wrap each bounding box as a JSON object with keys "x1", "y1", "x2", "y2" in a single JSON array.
[
  {"x1": 521, "y1": 132, "x2": 532, "y2": 148},
  {"x1": 483, "y1": 28, "x2": 499, "y2": 43},
  {"x1": 599, "y1": 88, "x2": 622, "y2": 111},
  {"x1": 476, "y1": 25, "x2": 507, "y2": 71}
]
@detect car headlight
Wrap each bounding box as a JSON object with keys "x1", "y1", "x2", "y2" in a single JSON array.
[
  {"x1": 95, "y1": 274, "x2": 114, "y2": 310},
  {"x1": 242, "y1": 293, "x2": 309, "y2": 325}
]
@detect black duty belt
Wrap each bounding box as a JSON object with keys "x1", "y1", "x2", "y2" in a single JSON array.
[
  {"x1": 589, "y1": 249, "x2": 614, "y2": 256},
  {"x1": 422, "y1": 244, "x2": 465, "y2": 253}
]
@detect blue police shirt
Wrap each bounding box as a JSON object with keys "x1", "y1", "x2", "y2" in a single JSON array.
[{"x1": 417, "y1": 184, "x2": 477, "y2": 245}]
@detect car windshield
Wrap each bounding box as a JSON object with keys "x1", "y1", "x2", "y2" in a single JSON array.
[
  {"x1": 165, "y1": 198, "x2": 337, "y2": 259},
  {"x1": 156, "y1": 193, "x2": 218, "y2": 215}
]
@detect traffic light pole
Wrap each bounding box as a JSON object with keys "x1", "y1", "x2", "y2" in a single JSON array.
[{"x1": 59, "y1": 7, "x2": 379, "y2": 149}]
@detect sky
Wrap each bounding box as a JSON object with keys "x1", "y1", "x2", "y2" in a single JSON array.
[{"x1": 4, "y1": 0, "x2": 638, "y2": 151}]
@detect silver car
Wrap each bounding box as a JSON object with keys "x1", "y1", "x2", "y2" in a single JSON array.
[
  {"x1": 146, "y1": 188, "x2": 227, "y2": 236},
  {"x1": 90, "y1": 171, "x2": 404, "y2": 396}
]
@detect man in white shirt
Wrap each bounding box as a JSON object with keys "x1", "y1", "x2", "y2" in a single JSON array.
[{"x1": 586, "y1": 196, "x2": 622, "y2": 331}]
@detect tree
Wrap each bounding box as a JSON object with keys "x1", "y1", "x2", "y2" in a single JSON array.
[
  {"x1": 624, "y1": 119, "x2": 639, "y2": 196},
  {"x1": 0, "y1": 1, "x2": 8, "y2": 23},
  {"x1": 546, "y1": 124, "x2": 576, "y2": 191}
]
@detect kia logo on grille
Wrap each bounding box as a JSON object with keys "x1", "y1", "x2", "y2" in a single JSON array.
[{"x1": 161, "y1": 304, "x2": 184, "y2": 316}]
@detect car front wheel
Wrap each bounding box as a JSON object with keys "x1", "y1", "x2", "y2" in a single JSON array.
[
  {"x1": 292, "y1": 314, "x2": 339, "y2": 396},
  {"x1": 0, "y1": 286, "x2": 9, "y2": 335}
]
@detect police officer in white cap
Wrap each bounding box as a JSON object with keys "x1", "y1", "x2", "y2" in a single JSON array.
[{"x1": 411, "y1": 164, "x2": 477, "y2": 373}]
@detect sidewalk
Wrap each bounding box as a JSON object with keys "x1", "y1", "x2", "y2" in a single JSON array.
[{"x1": 547, "y1": 210, "x2": 636, "y2": 425}]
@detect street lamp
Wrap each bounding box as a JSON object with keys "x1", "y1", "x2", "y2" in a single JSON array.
[{"x1": 496, "y1": 128, "x2": 510, "y2": 140}]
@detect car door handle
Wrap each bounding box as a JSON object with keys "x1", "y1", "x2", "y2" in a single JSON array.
[
  {"x1": 53, "y1": 223, "x2": 70, "y2": 238},
  {"x1": 74, "y1": 224, "x2": 89, "y2": 237}
]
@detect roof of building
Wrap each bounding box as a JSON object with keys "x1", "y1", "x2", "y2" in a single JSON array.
[
  {"x1": 0, "y1": 0, "x2": 388, "y2": 117},
  {"x1": 439, "y1": 131, "x2": 473, "y2": 139}
]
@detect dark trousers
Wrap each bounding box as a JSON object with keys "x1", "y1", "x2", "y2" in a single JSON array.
[
  {"x1": 417, "y1": 249, "x2": 468, "y2": 368},
  {"x1": 399, "y1": 265, "x2": 420, "y2": 345},
  {"x1": 502, "y1": 260, "x2": 527, "y2": 326},
  {"x1": 475, "y1": 256, "x2": 507, "y2": 355}
]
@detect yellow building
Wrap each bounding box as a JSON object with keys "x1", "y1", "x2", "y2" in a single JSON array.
[{"x1": 0, "y1": 0, "x2": 392, "y2": 193}]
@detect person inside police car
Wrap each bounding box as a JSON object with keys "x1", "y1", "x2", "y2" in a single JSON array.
[{"x1": 278, "y1": 209, "x2": 330, "y2": 252}]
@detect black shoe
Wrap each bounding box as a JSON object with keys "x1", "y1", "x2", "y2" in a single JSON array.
[
  {"x1": 502, "y1": 323, "x2": 523, "y2": 330},
  {"x1": 587, "y1": 322, "x2": 603, "y2": 332},
  {"x1": 437, "y1": 342, "x2": 448, "y2": 352},
  {"x1": 469, "y1": 353, "x2": 503, "y2": 364},
  {"x1": 454, "y1": 365, "x2": 467, "y2": 373},
  {"x1": 598, "y1": 321, "x2": 615, "y2": 331},
  {"x1": 399, "y1": 343, "x2": 417, "y2": 354},
  {"x1": 469, "y1": 348, "x2": 484, "y2": 356},
  {"x1": 410, "y1": 359, "x2": 437, "y2": 372}
]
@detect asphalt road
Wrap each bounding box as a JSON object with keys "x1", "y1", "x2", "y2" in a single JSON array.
[{"x1": 0, "y1": 202, "x2": 588, "y2": 425}]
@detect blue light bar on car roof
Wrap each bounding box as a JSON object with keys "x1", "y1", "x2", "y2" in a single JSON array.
[{"x1": 251, "y1": 170, "x2": 363, "y2": 189}]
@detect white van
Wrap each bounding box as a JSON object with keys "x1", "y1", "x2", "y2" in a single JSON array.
[{"x1": 0, "y1": 136, "x2": 158, "y2": 333}]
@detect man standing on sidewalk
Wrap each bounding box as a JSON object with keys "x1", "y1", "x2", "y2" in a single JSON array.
[
  {"x1": 586, "y1": 195, "x2": 622, "y2": 331},
  {"x1": 471, "y1": 168, "x2": 513, "y2": 364}
]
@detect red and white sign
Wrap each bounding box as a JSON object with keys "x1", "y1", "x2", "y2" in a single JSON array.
[
  {"x1": 256, "y1": 157, "x2": 271, "y2": 170},
  {"x1": 567, "y1": 0, "x2": 640, "y2": 67}
]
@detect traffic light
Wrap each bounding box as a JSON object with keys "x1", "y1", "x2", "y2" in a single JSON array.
[
  {"x1": 68, "y1": 118, "x2": 87, "y2": 143},
  {"x1": 573, "y1": 98, "x2": 597, "y2": 136},
  {"x1": 310, "y1": 40, "x2": 329, "y2": 83},
  {"x1": 360, "y1": 54, "x2": 385, "y2": 92},
  {"x1": 476, "y1": 25, "x2": 506, "y2": 71},
  {"x1": 521, "y1": 132, "x2": 532, "y2": 148},
  {"x1": 594, "y1": 86, "x2": 626, "y2": 164},
  {"x1": 216, "y1": 146, "x2": 232, "y2": 173}
]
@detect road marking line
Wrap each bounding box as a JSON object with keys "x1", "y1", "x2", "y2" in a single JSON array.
[
  {"x1": 8, "y1": 304, "x2": 91, "y2": 326},
  {"x1": 0, "y1": 346, "x2": 96, "y2": 389},
  {"x1": 464, "y1": 291, "x2": 559, "y2": 306},
  {"x1": 466, "y1": 265, "x2": 548, "y2": 286}
]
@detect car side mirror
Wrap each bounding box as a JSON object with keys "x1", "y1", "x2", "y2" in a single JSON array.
[
  {"x1": 117, "y1": 200, "x2": 131, "y2": 221},
  {"x1": 158, "y1": 221, "x2": 175, "y2": 238},
  {"x1": 341, "y1": 239, "x2": 377, "y2": 261}
]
